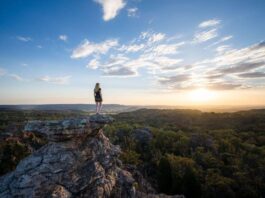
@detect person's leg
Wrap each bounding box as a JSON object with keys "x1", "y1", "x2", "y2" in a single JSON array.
[
  {"x1": 99, "y1": 102, "x2": 102, "y2": 113},
  {"x1": 96, "y1": 102, "x2": 99, "y2": 113}
]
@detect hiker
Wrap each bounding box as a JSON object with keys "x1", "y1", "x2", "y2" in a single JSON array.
[{"x1": 94, "y1": 82, "x2": 103, "y2": 114}]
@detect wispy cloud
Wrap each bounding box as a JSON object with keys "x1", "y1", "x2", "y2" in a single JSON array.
[
  {"x1": 157, "y1": 74, "x2": 243, "y2": 90},
  {"x1": 207, "y1": 82, "x2": 243, "y2": 90},
  {"x1": 87, "y1": 58, "x2": 100, "y2": 69},
  {"x1": 9, "y1": 74, "x2": 24, "y2": 81},
  {"x1": 206, "y1": 41, "x2": 265, "y2": 71},
  {"x1": 72, "y1": 30, "x2": 185, "y2": 77},
  {"x1": 94, "y1": 0, "x2": 126, "y2": 21},
  {"x1": 154, "y1": 39, "x2": 265, "y2": 90},
  {"x1": 139, "y1": 31, "x2": 165, "y2": 42},
  {"x1": 0, "y1": 68, "x2": 26, "y2": 81},
  {"x1": 103, "y1": 67, "x2": 137, "y2": 77},
  {"x1": 208, "y1": 35, "x2": 233, "y2": 47},
  {"x1": 220, "y1": 35, "x2": 233, "y2": 42},
  {"x1": 59, "y1": 35, "x2": 68, "y2": 42},
  {"x1": 198, "y1": 19, "x2": 221, "y2": 28},
  {"x1": 37, "y1": 75, "x2": 72, "y2": 85},
  {"x1": 70, "y1": 17, "x2": 265, "y2": 89},
  {"x1": 148, "y1": 42, "x2": 184, "y2": 55},
  {"x1": 118, "y1": 44, "x2": 144, "y2": 53},
  {"x1": 193, "y1": 28, "x2": 218, "y2": 43},
  {"x1": 152, "y1": 56, "x2": 183, "y2": 68},
  {"x1": 127, "y1": 7, "x2": 138, "y2": 17},
  {"x1": 215, "y1": 45, "x2": 231, "y2": 54},
  {"x1": 158, "y1": 74, "x2": 191, "y2": 84},
  {"x1": 192, "y1": 19, "x2": 222, "y2": 44},
  {"x1": 148, "y1": 33, "x2": 165, "y2": 43},
  {"x1": 86, "y1": 54, "x2": 137, "y2": 77},
  {"x1": 238, "y1": 72, "x2": 265, "y2": 78},
  {"x1": 16, "y1": 36, "x2": 32, "y2": 42},
  {"x1": 192, "y1": 41, "x2": 265, "y2": 89},
  {"x1": 71, "y1": 39, "x2": 118, "y2": 59},
  {"x1": 218, "y1": 61, "x2": 265, "y2": 74}
]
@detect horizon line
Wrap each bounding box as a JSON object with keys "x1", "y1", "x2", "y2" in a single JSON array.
[{"x1": 0, "y1": 103, "x2": 265, "y2": 108}]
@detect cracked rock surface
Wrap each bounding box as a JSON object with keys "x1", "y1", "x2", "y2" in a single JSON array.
[{"x1": 0, "y1": 114, "x2": 184, "y2": 198}]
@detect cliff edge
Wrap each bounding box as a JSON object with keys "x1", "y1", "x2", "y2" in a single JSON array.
[{"x1": 0, "y1": 114, "x2": 183, "y2": 198}]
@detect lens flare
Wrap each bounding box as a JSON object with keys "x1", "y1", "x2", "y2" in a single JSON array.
[{"x1": 189, "y1": 88, "x2": 216, "y2": 102}]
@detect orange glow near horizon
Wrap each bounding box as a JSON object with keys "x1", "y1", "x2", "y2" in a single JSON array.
[
  {"x1": 0, "y1": 88, "x2": 265, "y2": 107},
  {"x1": 188, "y1": 88, "x2": 217, "y2": 103}
]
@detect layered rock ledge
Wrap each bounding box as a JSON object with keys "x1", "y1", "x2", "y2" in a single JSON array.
[
  {"x1": 23, "y1": 114, "x2": 114, "y2": 142},
  {"x1": 0, "y1": 114, "x2": 184, "y2": 198}
]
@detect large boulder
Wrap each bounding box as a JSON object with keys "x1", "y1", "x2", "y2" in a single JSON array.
[
  {"x1": 0, "y1": 114, "x2": 184, "y2": 198},
  {"x1": 0, "y1": 115, "x2": 122, "y2": 198}
]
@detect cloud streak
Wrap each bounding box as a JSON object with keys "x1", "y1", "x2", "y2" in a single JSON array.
[
  {"x1": 71, "y1": 39, "x2": 118, "y2": 59},
  {"x1": 103, "y1": 67, "x2": 137, "y2": 77},
  {"x1": 0, "y1": 68, "x2": 26, "y2": 82},
  {"x1": 149, "y1": 42, "x2": 184, "y2": 55},
  {"x1": 9, "y1": 74, "x2": 24, "y2": 81},
  {"x1": 37, "y1": 75, "x2": 71, "y2": 85},
  {"x1": 193, "y1": 29, "x2": 218, "y2": 43},
  {"x1": 198, "y1": 19, "x2": 220, "y2": 28},
  {"x1": 118, "y1": 44, "x2": 144, "y2": 53},
  {"x1": 17, "y1": 36, "x2": 32, "y2": 42},
  {"x1": 209, "y1": 35, "x2": 233, "y2": 47},
  {"x1": 158, "y1": 74, "x2": 191, "y2": 84},
  {"x1": 218, "y1": 61, "x2": 265, "y2": 74},
  {"x1": 238, "y1": 72, "x2": 265, "y2": 78}
]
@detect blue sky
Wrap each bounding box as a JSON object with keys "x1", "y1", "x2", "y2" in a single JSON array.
[{"x1": 0, "y1": 0, "x2": 265, "y2": 105}]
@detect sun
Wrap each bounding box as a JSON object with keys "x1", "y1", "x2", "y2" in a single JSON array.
[{"x1": 188, "y1": 88, "x2": 216, "y2": 102}]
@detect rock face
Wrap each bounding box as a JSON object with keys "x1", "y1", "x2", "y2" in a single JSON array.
[{"x1": 0, "y1": 114, "x2": 184, "y2": 198}]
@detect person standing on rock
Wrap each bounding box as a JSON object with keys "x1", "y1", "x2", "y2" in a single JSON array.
[{"x1": 94, "y1": 82, "x2": 103, "y2": 114}]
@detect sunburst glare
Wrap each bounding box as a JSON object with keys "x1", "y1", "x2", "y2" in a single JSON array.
[{"x1": 188, "y1": 88, "x2": 217, "y2": 102}]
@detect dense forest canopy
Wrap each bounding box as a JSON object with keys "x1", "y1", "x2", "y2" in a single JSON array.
[
  {"x1": 107, "y1": 109, "x2": 265, "y2": 198},
  {"x1": 0, "y1": 108, "x2": 265, "y2": 198}
]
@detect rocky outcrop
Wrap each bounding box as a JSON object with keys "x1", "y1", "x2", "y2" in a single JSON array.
[{"x1": 0, "y1": 114, "x2": 184, "y2": 198}]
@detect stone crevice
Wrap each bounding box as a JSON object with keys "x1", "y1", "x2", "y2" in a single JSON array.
[{"x1": 0, "y1": 114, "x2": 184, "y2": 198}]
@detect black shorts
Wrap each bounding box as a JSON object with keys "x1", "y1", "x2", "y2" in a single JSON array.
[{"x1": 95, "y1": 97, "x2": 102, "y2": 102}]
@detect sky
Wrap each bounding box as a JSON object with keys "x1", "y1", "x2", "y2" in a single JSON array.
[{"x1": 0, "y1": 0, "x2": 265, "y2": 106}]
